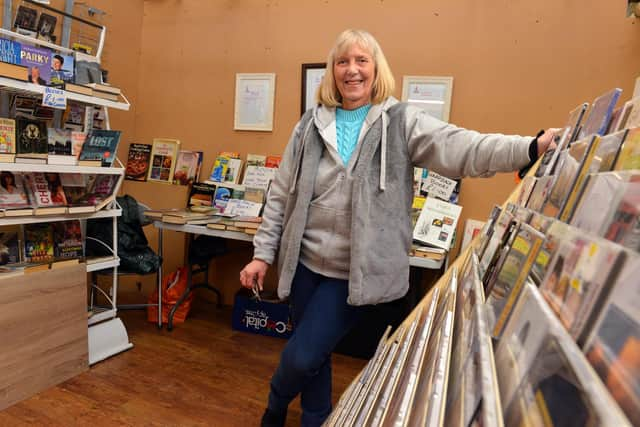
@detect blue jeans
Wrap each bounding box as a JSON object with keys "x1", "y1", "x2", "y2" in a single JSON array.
[{"x1": 267, "y1": 263, "x2": 363, "y2": 427}]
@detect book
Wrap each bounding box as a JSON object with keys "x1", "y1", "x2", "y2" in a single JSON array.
[
  {"x1": 580, "y1": 88, "x2": 623, "y2": 138},
  {"x1": 47, "y1": 128, "x2": 72, "y2": 155},
  {"x1": 233, "y1": 216, "x2": 263, "y2": 229},
  {"x1": 514, "y1": 175, "x2": 537, "y2": 207},
  {"x1": 64, "y1": 82, "x2": 93, "y2": 96},
  {"x1": 23, "y1": 223, "x2": 55, "y2": 263},
  {"x1": 485, "y1": 223, "x2": 545, "y2": 339},
  {"x1": 602, "y1": 174, "x2": 640, "y2": 251},
  {"x1": 78, "y1": 129, "x2": 122, "y2": 167},
  {"x1": 49, "y1": 53, "x2": 74, "y2": 86},
  {"x1": 613, "y1": 99, "x2": 637, "y2": 132},
  {"x1": 0, "y1": 61, "x2": 29, "y2": 81},
  {"x1": 36, "y1": 13, "x2": 57, "y2": 44},
  {"x1": 60, "y1": 173, "x2": 95, "y2": 213},
  {"x1": 52, "y1": 220, "x2": 83, "y2": 259},
  {"x1": 224, "y1": 157, "x2": 243, "y2": 184},
  {"x1": 587, "y1": 129, "x2": 628, "y2": 173},
  {"x1": 173, "y1": 150, "x2": 203, "y2": 185},
  {"x1": 161, "y1": 210, "x2": 217, "y2": 225},
  {"x1": 265, "y1": 155, "x2": 282, "y2": 168},
  {"x1": 89, "y1": 174, "x2": 119, "y2": 210},
  {"x1": 125, "y1": 143, "x2": 152, "y2": 181},
  {"x1": 0, "y1": 37, "x2": 22, "y2": 65},
  {"x1": 70, "y1": 131, "x2": 87, "y2": 159},
  {"x1": 13, "y1": 5, "x2": 38, "y2": 36},
  {"x1": 148, "y1": 138, "x2": 180, "y2": 183},
  {"x1": 209, "y1": 155, "x2": 229, "y2": 182},
  {"x1": 0, "y1": 225, "x2": 21, "y2": 265},
  {"x1": 526, "y1": 174, "x2": 554, "y2": 212},
  {"x1": 187, "y1": 182, "x2": 217, "y2": 208},
  {"x1": 625, "y1": 97, "x2": 640, "y2": 129},
  {"x1": 478, "y1": 209, "x2": 515, "y2": 279},
  {"x1": 20, "y1": 44, "x2": 52, "y2": 86},
  {"x1": 246, "y1": 153, "x2": 266, "y2": 167},
  {"x1": 15, "y1": 115, "x2": 48, "y2": 159},
  {"x1": 614, "y1": 127, "x2": 640, "y2": 171},
  {"x1": 413, "y1": 197, "x2": 462, "y2": 251},
  {"x1": 86, "y1": 82, "x2": 121, "y2": 95},
  {"x1": 460, "y1": 218, "x2": 485, "y2": 252},
  {"x1": 584, "y1": 254, "x2": 640, "y2": 425},
  {"x1": 23, "y1": 172, "x2": 68, "y2": 214},
  {"x1": 0, "y1": 118, "x2": 16, "y2": 160},
  {"x1": 73, "y1": 51, "x2": 102, "y2": 85},
  {"x1": 90, "y1": 90, "x2": 119, "y2": 101}
]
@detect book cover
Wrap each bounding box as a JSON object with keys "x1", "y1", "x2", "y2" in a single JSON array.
[
  {"x1": 571, "y1": 172, "x2": 627, "y2": 235},
  {"x1": 148, "y1": 138, "x2": 180, "y2": 183},
  {"x1": 584, "y1": 255, "x2": 640, "y2": 425},
  {"x1": 61, "y1": 173, "x2": 94, "y2": 210},
  {"x1": 0, "y1": 171, "x2": 31, "y2": 209},
  {"x1": 0, "y1": 225, "x2": 21, "y2": 265},
  {"x1": 246, "y1": 153, "x2": 266, "y2": 167},
  {"x1": 36, "y1": 13, "x2": 57, "y2": 44},
  {"x1": 526, "y1": 174, "x2": 554, "y2": 212},
  {"x1": 412, "y1": 197, "x2": 462, "y2": 251},
  {"x1": 23, "y1": 223, "x2": 54, "y2": 263},
  {"x1": 0, "y1": 118, "x2": 15, "y2": 154},
  {"x1": 20, "y1": 44, "x2": 51, "y2": 86},
  {"x1": 70, "y1": 131, "x2": 87, "y2": 159},
  {"x1": 173, "y1": 150, "x2": 203, "y2": 185},
  {"x1": 265, "y1": 155, "x2": 282, "y2": 168},
  {"x1": 478, "y1": 210, "x2": 515, "y2": 279},
  {"x1": 23, "y1": 172, "x2": 68, "y2": 207},
  {"x1": 460, "y1": 218, "x2": 485, "y2": 252},
  {"x1": 187, "y1": 182, "x2": 217, "y2": 208},
  {"x1": 613, "y1": 99, "x2": 636, "y2": 133},
  {"x1": 213, "y1": 184, "x2": 235, "y2": 212},
  {"x1": 219, "y1": 151, "x2": 240, "y2": 159},
  {"x1": 209, "y1": 156, "x2": 229, "y2": 183},
  {"x1": 624, "y1": 97, "x2": 640, "y2": 129},
  {"x1": 587, "y1": 129, "x2": 628, "y2": 173},
  {"x1": 15, "y1": 115, "x2": 48, "y2": 157},
  {"x1": 486, "y1": 224, "x2": 545, "y2": 339},
  {"x1": 13, "y1": 5, "x2": 38, "y2": 34},
  {"x1": 79, "y1": 129, "x2": 122, "y2": 167},
  {"x1": 49, "y1": 53, "x2": 74, "y2": 86},
  {"x1": 73, "y1": 51, "x2": 102, "y2": 85},
  {"x1": 125, "y1": 143, "x2": 152, "y2": 181},
  {"x1": 580, "y1": 88, "x2": 623, "y2": 138},
  {"x1": 224, "y1": 157, "x2": 243, "y2": 184},
  {"x1": 0, "y1": 37, "x2": 22, "y2": 65},
  {"x1": 52, "y1": 220, "x2": 83, "y2": 259},
  {"x1": 603, "y1": 175, "x2": 640, "y2": 251},
  {"x1": 614, "y1": 127, "x2": 640, "y2": 171},
  {"x1": 47, "y1": 128, "x2": 72, "y2": 155}
]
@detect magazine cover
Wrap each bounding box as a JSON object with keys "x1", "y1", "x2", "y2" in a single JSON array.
[
  {"x1": 580, "y1": 88, "x2": 623, "y2": 138},
  {"x1": 52, "y1": 220, "x2": 83, "y2": 259},
  {"x1": 173, "y1": 150, "x2": 203, "y2": 185},
  {"x1": 412, "y1": 197, "x2": 462, "y2": 251},
  {"x1": 614, "y1": 127, "x2": 640, "y2": 171},
  {"x1": 148, "y1": 138, "x2": 180, "y2": 183},
  {"x1": 585, "y1": 255, "x2": 640, "y2": 425},
  {"x1": 24, "y1": 172, "x2": 68, "y2": 207},
  {"x1": 125, "y1": 143, "x2": 152, "y2": 181},
  {"x1": 0, "y1": 171, "x2": 31, "y2": 209},
  {"x1": 24, "y1": 223, "x2": 54, "y2": 263}
]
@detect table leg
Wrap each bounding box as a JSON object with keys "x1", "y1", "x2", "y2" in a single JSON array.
[{"x1": 157, "y1": 227, "x2": 163, "y2": 329}]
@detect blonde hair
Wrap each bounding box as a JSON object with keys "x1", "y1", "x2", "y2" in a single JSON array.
[{"x1": 317, "y1": 29, "x2": 395, "y2": 107}]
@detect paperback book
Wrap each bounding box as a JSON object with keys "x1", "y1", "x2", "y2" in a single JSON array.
[
  {"x1": 20, "y1": 44, "x2": 51, "y2": 85},
  {"x1": 24, "y1": 223, "x2": 55, "y2": 263},
  {"x1": 412, "y1": 197, "x2": 462, "y2": 251},
  {"x1": 0, "y1": 171, "x2": 31, "y2": 210},
  {"x1": 13, "y1": 5, "x2": 38, "y2": 37},
  {"x1": 148, "y1": 138, "x2": 180, "y2": 183},
  {"x1": 52, "y1": 220, "x2": 83, "y2": 259},
  {"x1": 36, "y1": 13, "x2": 57, "y2": 43},
  {"x1": 0, "y1": 225, "x2": 21, "y2": 265},
  {"x1": 23, "y1": 172, "x2": 67, "y2": 213},
  {"x1": 580, "y1": 88, "x2": 623, "y2": 138},
  {"x1": 125, "y1": 143, "x2": 152, "y2": 181},
  {"x1": 173, "y1": 150, "x2": 203, "y2": 185},
  {"x1": 187, "y1": 182, "x2": 217, "y2": 208},
  {"x1": 79, "y1": 129, "x2": 122, "y2": 167},
  {"x1": 0, "y1": 118, "x2": 16, "y2": 160},
  {"x1": 15, "y1": 114, "x2": 48, "y2": 160},
  {"x1": 614, "y1": 127, "x2": 640, "y2": 171},
  {"x1": 0, "y1": 37, "x2": 21, "y2": 65},
  {"x1": 47, "y1": 128, "x2": 72, "y2": 155}
]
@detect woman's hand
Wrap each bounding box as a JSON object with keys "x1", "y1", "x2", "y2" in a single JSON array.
[
  {"x1": 239, "y1": 259, "x2": 269, "y2": 291},
  {"x1": 537, "y1": 128, "x2": 562, "y2": 157}
]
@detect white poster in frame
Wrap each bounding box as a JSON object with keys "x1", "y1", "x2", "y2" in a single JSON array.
[
  {"x1": 402, "y1": 76, "x2": 453, "y2": 122},
  {"x1": 234, "y1": 73, "x2": 276, "y2": 131}
]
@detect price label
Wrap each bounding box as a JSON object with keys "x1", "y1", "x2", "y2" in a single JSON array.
[{"x1": 42, "y1": 87, "x2": 67, "y2": 109}]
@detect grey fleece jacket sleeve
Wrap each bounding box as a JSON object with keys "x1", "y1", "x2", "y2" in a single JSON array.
[
  {"x1": 405, "y1": 106, "x2": 532, "y2": 178},
  {"x1": 252, "y1": 121, "x2": 303, "y2": 265}
]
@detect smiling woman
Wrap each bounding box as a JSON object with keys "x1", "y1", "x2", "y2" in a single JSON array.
[{"x1": 239, "y1": 29, "x2": 559, "y2": 427}]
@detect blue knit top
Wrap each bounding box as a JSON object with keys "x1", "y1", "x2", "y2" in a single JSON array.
[{"x1": 335, "y1": 104, "x2": 371, "y2": 165}]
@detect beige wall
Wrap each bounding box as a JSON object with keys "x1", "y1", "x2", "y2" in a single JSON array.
[{"x1": 108, "y1": 1, "x2": 639, "y2": 304}]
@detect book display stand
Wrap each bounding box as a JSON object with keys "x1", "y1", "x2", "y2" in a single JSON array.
[{"x1": 326, "y1": 90, "x2": 640, "y2": 425}]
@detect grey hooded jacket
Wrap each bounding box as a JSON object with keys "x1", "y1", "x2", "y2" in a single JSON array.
[{"x1": 253, "y1": 97, "x2": 532, "y2": 306}]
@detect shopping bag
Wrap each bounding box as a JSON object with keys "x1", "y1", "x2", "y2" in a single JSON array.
[{"x1": 147, "y1": 266, "x2": 193, "y2": 324}]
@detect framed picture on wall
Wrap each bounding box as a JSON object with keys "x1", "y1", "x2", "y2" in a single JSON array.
[
  {"x1": 301, "y1": 63, "x2": 326, "y2": 116},
  {"x1": 402, "y1": 76, "x2": 453, "y2": 122},
  {"x1": 234, "y1": 73, "x2": 276, "y2": 131}
]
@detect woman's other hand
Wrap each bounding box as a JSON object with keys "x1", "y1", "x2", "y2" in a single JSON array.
[{"x1": 240, "y1": 259, "x2": 269, "y2": 291}]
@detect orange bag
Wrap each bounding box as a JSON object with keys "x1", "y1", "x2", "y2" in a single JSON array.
[{"x1": 147, "y1": 266, "x2": 193, "y2": 324}]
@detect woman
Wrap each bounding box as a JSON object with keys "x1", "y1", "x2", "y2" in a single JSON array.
[{"x1": 240, "y1": 29, "x2": 557, "y2": 426}]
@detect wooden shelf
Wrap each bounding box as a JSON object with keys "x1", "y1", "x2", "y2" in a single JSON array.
[{"x1": 0, "y1": 162, "x2": 124, "y2": 175}]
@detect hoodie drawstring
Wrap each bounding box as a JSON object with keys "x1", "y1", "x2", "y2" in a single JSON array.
[
  {"x1": 289, "y1": 117, "x2": 315, "y2": 194},
  {"x1": 379, "y1": 111, "x2": 388, "y2": 191}
]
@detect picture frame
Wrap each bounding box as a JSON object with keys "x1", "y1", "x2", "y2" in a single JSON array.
[
  {"x1": 301, "y1": 63, "x2": 326, "y2": 116},
  {"x1": 402, "y1": 76, "x2": 454, "y2": 122},
  {"x1": 234, "y1": 73, "x2": 276, "y2": 131}
]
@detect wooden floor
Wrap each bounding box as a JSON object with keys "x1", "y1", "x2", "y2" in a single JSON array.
[{"x1": 0, "y1": 298, "x2": 366, "y2": 426}]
